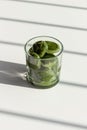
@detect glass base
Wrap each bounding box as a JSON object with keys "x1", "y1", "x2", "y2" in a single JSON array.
[{"x1": 26, "y1": 72, "x2": 59, "y2": 89}]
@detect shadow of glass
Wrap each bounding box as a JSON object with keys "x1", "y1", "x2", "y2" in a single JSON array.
[
  {"x1": 0, "y1": 109, "x2": 87, "y2": 129},
  {"x1": 0, "y1": 61, "x2": 35, "y2": 89},
  {"x1": 0, "y1": 61, "x2": 87, "y2": 89}
]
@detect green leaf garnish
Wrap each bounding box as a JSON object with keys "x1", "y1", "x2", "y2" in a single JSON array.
[
  {"x1": 33, "y1": 41, "x2": 48, "y2": 57},
  {"x1": 46, "y1": 41, "x2": 60, "y2": 54}
]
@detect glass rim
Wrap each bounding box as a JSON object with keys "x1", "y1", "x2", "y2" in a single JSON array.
[{"x1": 24, "y1": 35, "x2": 64, "y2": 59}]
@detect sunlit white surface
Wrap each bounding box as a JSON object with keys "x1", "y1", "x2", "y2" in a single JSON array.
[{"x1": 0, "y1": 1, "x2": 87, "y2": 130}]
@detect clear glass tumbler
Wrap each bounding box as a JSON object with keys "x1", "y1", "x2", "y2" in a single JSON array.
[{"x1": 24, "y1": 36, "x2": 63, "y2": 88}]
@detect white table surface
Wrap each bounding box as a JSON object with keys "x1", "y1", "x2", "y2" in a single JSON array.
[{"x1": 0, "y1": 0, "x2": 87, "y2": 130}]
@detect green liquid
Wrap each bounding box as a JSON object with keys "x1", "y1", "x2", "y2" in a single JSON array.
[{"x1": 26, "y1": 40, "x2": 61, "y2": 88}]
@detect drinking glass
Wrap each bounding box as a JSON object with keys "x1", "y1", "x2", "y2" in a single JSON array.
[{"x1": 24, "y1": 36, "x2": 63, "y2": 88}]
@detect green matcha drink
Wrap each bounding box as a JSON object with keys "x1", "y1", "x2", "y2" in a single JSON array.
[{"x1": 24, "y1": 36, "x2": 63, "y2": 88}]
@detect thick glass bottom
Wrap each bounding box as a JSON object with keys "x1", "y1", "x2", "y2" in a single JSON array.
[{"x1": 26, "y1": 72, "x2": 59, "y2": 89}]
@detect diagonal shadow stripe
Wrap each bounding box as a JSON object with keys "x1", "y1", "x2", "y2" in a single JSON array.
[
  {"x1": 0, "y1": 40, "x2": 87, "y2": 57},
  {"x1": 64, "y1": 50, "x2": 87, "y2": 57},
  {"x1": 60, "y1": 81, "x2": 87, "y2": 88},
  {"x1": 0, "y1": 109, "x2": 87, "y2": 129},
  {"x1": 0, "y1": 17, "x2": 87, "y2": 32},
  {"x1": 11, "y1": 0, "x2": 87, "y2": 10},
  {"x1": 0, "y1": 40, "x2": 23, "y2": 47}
]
